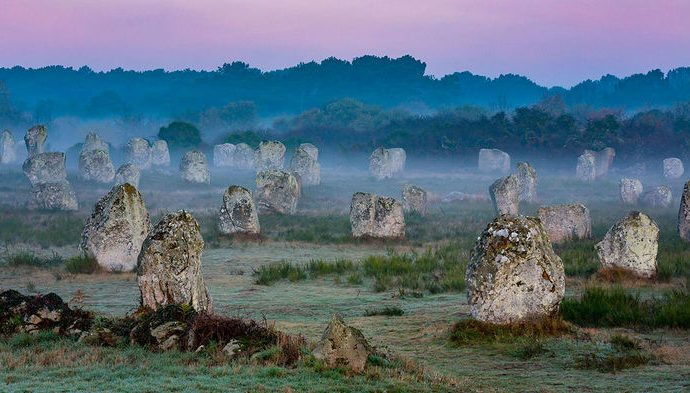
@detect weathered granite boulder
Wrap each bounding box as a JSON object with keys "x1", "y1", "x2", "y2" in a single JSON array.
[
  {"x1": 401, "y1": 184, "x2": 427, "y2": 215},
  {"x1": 640, "y1": 186, "x2": 673, "y2": 208},
  {"x1": 619, "y1": 178, "x2": 644, "y2": 205},
  {"x1": 489, "y1": 175, "x2": 520, "y2": 215},
  {"x1": 478, "y1": 148, "x2": 510, "y2": 174},
  {"x1": 79, "y1": 149, "x2": 115, "y2": 183},
  {"x1": 137, "y1": 211, "x2": 212, "y2": 312},
  {"x1": 576, "y1": 151, "x2": 596, "y2": 182},
  {"x1": 663, "y1": 158, "x2": 684, "y2": 180},
  {"x1": 28, "y1": 180, "x2": 78, "y2": 211},
  {"x1": 313, "y1": 314, "x2": 374, "y2": 374},
  {"x1": 1, "y1": 129, "x2": 17, "y2": 164},
  {"x1": 82, "y1": 132, "x2": 109, "y2": 153},
  {"x1": 24, "y1": 125, "x2": 47, "y2": 158},
  {"x1": 218, "y1": 185, "x2": 260, "y2": 235},
  {"x1": 596, "y1": 211, "x2": 659, "y2": 278},
  {"x1": 151, "y1": 140, "x2": 171, "y2": 167},
  {"x1": 350, "y1": 192, "x2": 405, "y2": 239},
  {"x1": 80, "y1": 183, "x2": 151, "y2": 272},
  {"x1": 114, "y1": 163, "x2": 141, "y2": 188},
  {"x1": 679, "y1": 181, "x2": 690, "y2": 242},
  {"x1": 125, "y1": 138, "x2": 152, "y2": 170},
  {"x1": 23, "y1": 152, "x2": 67, "y2": 185},
  {"x1": 234, "y1": 143, "x2": 255, "y2": 170},
  {"x1": 213, "y1": 143, "x2": 236, "y2": 167},
  {"x1": 466, "y1": 215, "x2": 565, "y2": 324},
  {"x1": 369, "y1": 147, "x2": 406, "y2": 180},
  {"x1": 255, "y1": 140, "x2": 286, "y2": 171},
  {"x1": 289, "y1": 143, "x2": 321, "y2": 186},
  {"x1": 179, "y1": 150, "x2": 210, "y2": 184},
  {"x1": 255, "y1": 170, "x2": 300, "y2": 214},
  {"x1": 537, "y1": 204, "x2": 591, "y2": 244},
  {"x1": 515, "y1": 162, "x2": 537, "y2": 203}
]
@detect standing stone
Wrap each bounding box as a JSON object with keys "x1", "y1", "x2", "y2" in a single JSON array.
[
  {"x1": 537, "y1": 204, "x2": 592, "y2": 244},
  {"x1": 255, "y1": 170, "x2": 300, "y2": 214},
  {"x1": 24, "y1": 125, "x2": 47, "y2": 158},
  {"x1": 489, "y1": 175, "x2": 519, "y2": 215},
  {"x1": 640, "y1": 186, "x2": 673, "y2": 208},
  {"x1": 515, "y1": 162, "x2": 537, "y2": 203},
  {"x1": 114, "y1": 164, "x2": 141, "y2": 188},
  {"x1": 619, "y1": 178, "x2": 644, "y2": 205},
  {"x1": 369, "y1": 147, "x2": 406, "y2": 180},
  {"x1": 1, "y1": 129, "x2": 17, "y2": 164},
  {"x1": 213, "y1": 143, "x2": 236, "y2": 167},
  {"x1": 125, "y1": 138, "x2": 152, "y2": 170},
  {"x1": 151, "y1": 140, "x2": 171, "y2": 167},
  {"x1": 80, "y1": 183, "x2": 151, "y2": 272},
  {"x1": 79, "y1": 143, "x2": 115, "y2": 183},
  {"x1": 137, "y1": 211, "x2": 212, "y2": 312},
  {"x1": 255, "y1": 140, "x2": 286, "y2": 171},
  {"x1": 401, "y1": 184, "x2": 427, "y2": 215},
  {"x1": 678, "y1": 181, "x2": 690, "y2": 242},
  {"x1": 28, "y1": 180, "x2": 78, "y2": 211},
  {"x1": 466, "y1": 215, "x2": 565, "y2": 324},
  {"x1": 218, "y1": 186, "x2": 260, "y2": 235},
  {"x1": 478, "y1": 148, "x2": 510, "y2": 174},
  {"x1": 234, "y1": 143, "x2": 255, "y2": 170},
  {"x1": 23, "y1": 152, "x2": 67, "y2": 185},
  {"x1": 576, "y1": 151, "x2": 596, "y2": 182},
  {"x1": 591, "y1": 147, "x2": 616, "y2": 178},
  {"x1": 596, "y1": 212, "x2": 659, "y2": 278},
  {"x1": 350, "y1": 192, "x2": 405, "y2": 239},
  {"x1": 289, "y1": 143, "x2": 321, "y2": 186},
  {"x1": 179, "y1": 150, "x2": 210, "y2": 184},
  {"x1": 663, "y1": 158, "x2": 684, "y2": 180},
  {"x1": 313, "y1": 314, "x2": 374, "y2": 374},
  {"x1": 82, "y1": 132, "x2": 109, "y2": 153}
]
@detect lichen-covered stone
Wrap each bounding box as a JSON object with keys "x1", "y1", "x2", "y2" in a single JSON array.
[
  {"x1": 125, "y1": 138, "x2": 152, "y2": 170},
  {"x1": 537, "y1": 204, "x2": 591, "y2": 244},
  {"x1": 401, "y1": 184, "x2": 427, "y2": 215},
  {"x1": 576, "y1": 151, "x2": 596, "y2": 182},
  {"x1": 234, "y1": 143, "x2": 255, "y2": 170},
  {"x1": 1, "y1": 129, "x2": 17, "y2": 164},
  {"x1": 478, "y1": 148, "x2": 510, "y2": 174},
  {"x1": 114, "y1": 163, "x2": 141, "y2": 188},
  {"x1": 369, "y1": 147, "x2": 406, "y2": 180},
  {"x1": 596, "y1": 211, "x2": 659, "y2": 278},
  {"x1": 640, "y1": 186, "x2": 673, "y2": 208},
  {"x1": 255, "y1": 140, "x2": 286, "y2": 171},
  {"x1": 289, "y1": 143, "x2": 321, "y2": 186},
  {"x1": 313, "y1": 314, "x2": 374, "y2": 374},
  {"x1": 23, "y1": 152, "x2": 67, "y2": 185},
  {"x1": 80, "y1": 183, "x2": 151, "y2": 272},
  {"x1": 151, "y1": 140, "x2": 170, "y2": 167},
  {"x1": 350, "y1": 192, "x2": 405, "y2": 239},
  {"x1": 466, "y1": 215, "x2": 565, "y2": 324},
  {"x1": 515, "y1": 162, "x2": 537, "y2": 203},
  {"x1": 489, "y1": 175, "x2": 519, "y2": 215},
  {"x1": 137, "y1": 211, "x2": 212, "y2": 312},
  {"x1": 255, "y1": 170, "x2": 300, "y2": 214},
  {"x1": 679, "y1": 181, "x2": 690, "y2": 242},
  {"x1": 218, "y1": 185, "x2": 260, "y2": 235},
  {"x1": 663, "y1": 157, "x2": 684, "y2": 180},
  {"x1": 24, "y1": 125, "x2": 47, "y2": 158},
  {"x1": 619, "y1": 178, "x2": 643, "y2": 205},
  {"x1": 28, "y1": 180, "x2": 78, "y2": 211},
  {"x1": 179, "y1": 150, "x2": 210, "y2": 184},
  {"x1": 79, "y1": 149, "x2": 115, "y2": 183},
  {"x1": 213, "y1": 143, "x2": 236, "y2": 167}
]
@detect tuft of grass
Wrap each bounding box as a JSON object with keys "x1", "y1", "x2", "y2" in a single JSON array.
[
  {"x1": 364, "y1": 306, "x2": 404, "y2": 317},
  {"x1": 448, "y1": 318, "x2": 571, "y2": 346},
  {"x1": 508, "y1": 338, "x2": 551, "y2": 360},
  {"x1": 5, "y1": 252, "x2": 64, "y2": 268},
  {"x1": 64, "y1": 255, "x2": 100, "y2": 274},
  {"x1": 575, "y1": 335, "x2": 650, "y2": 373}
]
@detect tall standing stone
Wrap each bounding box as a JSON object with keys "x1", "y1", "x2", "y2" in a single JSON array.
[
  {"x1": 591, "y1": 147, "x2": 615, "y2": 178},
  {"x1": 576, "y1": 151, "x2": 596, "y2": 182},
  {"x1": 255, "y1": 170, "x2": 300, "y2": 214},
  {"x1": 80, "y1": 183, "x2": 151, "y2": 272},
  {"x1": 27, "y1": 181, "x2": 78, "y2": 211},
  {"x1": 537, "y1": 204, "x2": 591, "y2": 244},
  {"x1": 82, "y1": 132, "x2": 109, "y2": 152},
  {"x1": 218, "y1": 186, "x2": 260, "y2": 235},
  {"x1": 255, "y1": 140, "x2": 286, "y2": 171},
  {"x1": 137, "y1": 211, "x2": 212, "y2": 312},
  {"x1": 350, "y1": 192, "x2": 405, "y2": 239},
  {"x1": 23, "y1": 152, "x2": 67, "y2": 185},
  {"x1": 478, "y1": 149, "x2": 510, "y2": 174},
  {"x1": 387, "y1": 148, "x2": 407, "y2": 174},
  {"x1": 125, "y1": 138, "x2": 152, "y2": 170},
  {"x1": 663, "y1": 158, "x2": 684, "y2": 180},
  {"x1": 179, "y1": 150, "x2": 210, "y2": 184},
  {"x1": 466, "y1": 215, "x2": 565, "y2": 324},
  {"x1": 151, "y1": 140, "x2": 171, "y2": 167},
  {"x1": 369, "y1": 147, "x2": 406, "y2": 180},
  {"x1": 289, "y1": 143, "x2": 321, "y2": 186},
  {"x1": 619, "y1": 178, "x2": 644, "y2": 205},
  {"x1": 234, "y1": 143, "x2": 255, "y2": 170},
  {"x1": 24, "y1": 125, "x2": 47, "y2": 158},
  {"x1": 213, "y1": 143, "x2": 236, "y2": 167},
  {"x1": 596, "y1": 212, "x2": 659, "y2": 278},
  {"x1": 515, "y1": 161, "x2": 537, "y2": 203},
  {"x1": 401, "y1": 184, "x2": 427, "y2": 215},
  {"x1": 678, "y1": 181, "x2": 690, "y2": 242},
  {"x1": 79, "y1": 133, "x2": 114, "y2": 183},
  {"x1": 489, "y1": 175, "x2": 519, "y2": 215},
  {"x1": 114, "y1": 163, "x2": 141, "y2": 188},
  {"x1": 1, "y1": 129, "x2": 17, "y2": 164}
]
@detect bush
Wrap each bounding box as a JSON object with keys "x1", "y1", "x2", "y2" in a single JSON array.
[
  {"x1": 64, "y1": 255, "x2": 100, "y2": 274},
  {"x1": 158, "y1": 121, "x2": 202, "y2": 150},
  {"x1": 364, "y1": 306, "x2": 404, "y2": 317}
]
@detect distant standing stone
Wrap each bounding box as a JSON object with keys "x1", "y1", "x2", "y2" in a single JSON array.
[
  {"x1": 125, "y1": 138, "x2": 152, "y2": 170},
  {"x1": 234, "y1": 143, "x2": 256, "y2": 170},
  {"x1": 576, "y1": 151, "x2": 596, "y2": 182},
  {"x1": 515, "y1": 161, "x2": 537, "y2": 203},
  {"x1": 218, "y1": 185, "x2": 260, "y2": 235},
  {"x1": 28, "y1": 180, "x2": 78, "y2": 211},
  {"x1": 289, "y1": 143, "x2": 321, "y2": 186},
  {"x1": 678, "y1": 180, "x2": 690, "y2": 242},
  {"x1": 79, "y1": 137, "x2": 115, "y2": 183},
  {"x1": 369, "y1": 147, "x2": 406, "y2": 180},
  {"x1": 663, "y1": 158, "x2": 684, "y2": 180},
  {"x1": 23, "y1": 152, "x2": 67, "y2": 185},
  {"x1": 179, "y1": 150, "x2": 210, "y2": 184},
  {"x1": 640, "y1": 186, "x2": 673, "y2": 208},
  {"x1": 478, "y1": 148, "x2": 510, "y2": 174},
  {"x1": 24, "y1": 125, "x2": 47, "y2": 158},
  {"x1": 213, "y1": 143, "x2": 236, "y2": 167},
  {"x1": 401, "y1": 184, "x2": 427, "y2": 215},
  {"x1": 151, "y1": 140, "x2": 171, "y2": 167},
  {"x1": 255, "y1": 170, "x2": 300, "y2": 214},
  {"x1": 255, "y1": 140, "x2": 286, "y2": 171},
  {"x1": 114, "y1": 163, "x2": 141, "y2": 188},
  {"x1": 1, "y1": 129, "x2": 17, "y2": 164},
  {"x1": 81, "y1": 132, "x2": 109, "y2": 153},
  {"x1": 619, "y1": 178, "x2": 643, "y2": 205},
  {"x1": 489, "y1": 175, "x2": 519, "y2": 215},
  {"x1": 537, "y1": 204, "x2": 591, "y2": 244},
  {"x1": 350, "y1": 192, "x2": 405, "y2": 239},
  {"x1": 589, "y1": 147, "x2": 615, "y2": 178},
  {"x1": 596, "y1": 211, "x2": 659, "y2": 278}
]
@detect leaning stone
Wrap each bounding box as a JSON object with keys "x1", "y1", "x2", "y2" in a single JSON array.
[
  {"x1": 23, "y1": 152, "x2": 67, "y2": 185},
  {"x1": 466, "y1": 215, "x2": 565, "y2": 324},
  {"x1": 401, "y1": 184, "x2": 427, "y2": 215},
  {"x1": 218, "y1": 185, "x2": 260, "y2": 235},
  {"x1": 125, "y1": 138, "x2": 152, "y2": 170},
  {"x1": 678, "y1": 181, "x2": 690, "y2": 242},
  {"x1": 137, "y1": 211, "x2": 212, "y2": 312},
  {"x1": 255, "y1": 170, "x2": 300, "y2": 214},
  {"x1": 350, "y1": 192, "x2": 405, "y2": 239},
  {"x1": 179, "y1": 150, "x2": 210, "y2": 184},
  {"x1": 24, "y1": 125, "x2": 47, "y2": 158},
  {"x1": 1, "y1": 129, "x2": 17, "y2": 164},
  {"x1": 234, "y1": 143, "x2": 256, "y2": 170},
  {"x1": 255, "y1": 140, "x2": 286, "y2": 171},
  {"x1": 489, "y1": 175, "x2": 519, "y2": 215},
  {"x1": 213, "y1": 143, "x2": 236, "y2": 167},
  {"x1": 313, "y1": 314, "x2": 374, "y2": 374},
  {"x1": 619, "y1": 178, "x2": 643, "y2": 205},
  {"x1": 515, "y1": 162, "x2": 537, "y2": 203},
  {"x1": 478, "y1": 148, "x2": 510, "y2": 174},
  {"x1": 596, "y1": 212, "x2": 659, "y2": 279},
  {"x1": 114, "y1": 164, "x2": 141, "y2": 188},
  {"x1": 537, "y1": 204, "x2": 591, "y2": 244},
  {"x1": 79, "y1": 149, "x2": 115, "y2": 183},
  {"x1": 576, "y1": 151, "x2": 596, "y2": 182},
  {"x1": 663, "y1": 158, "x2": 684, "y2": 180},
  {"x1": 80, "y1": 183, "x2": 151, "y2": 272},
  {"x1": 289, "y1": 143, "x2": 321, "y2": 186},
  {"x1": 369, "y1": 147, "x2": 405, "y2": 180},
  {"x1": 28, "y1": 180, "x2": 78, "y2": 211},
  {"x1": 640, "y1": 186, "x2": 673, "y2": 208},
  {"x1": 151, "y1": 140, "x2": 171, "y2": 167}
]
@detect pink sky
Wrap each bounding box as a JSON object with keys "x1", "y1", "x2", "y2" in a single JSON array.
[{"x1": 1, "y1": 0, "x2": 689, "y2": 86}]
